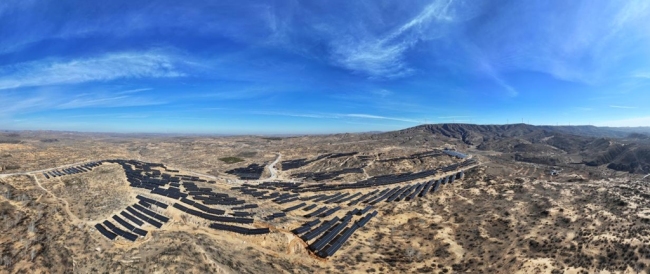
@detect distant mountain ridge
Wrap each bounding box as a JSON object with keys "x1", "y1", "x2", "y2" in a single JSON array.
[
  {"x1": 380, "y1": 123, "x2": 650, "y2": 174},
  {"x1": 392, "y1": 123, "x2": 650, "y2": 140}
]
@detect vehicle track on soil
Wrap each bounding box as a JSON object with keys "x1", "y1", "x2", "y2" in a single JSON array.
[
  {"x1": 31, "y1": 174, "x2": 82, "y2": 223},
  {"x1": 267, "y1": 153, "x2": 281, "y2": 180}
]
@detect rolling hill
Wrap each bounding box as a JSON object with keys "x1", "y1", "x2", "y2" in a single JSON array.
[{"x1": 380, "y1": 124, "x2": 650, "y2": 174}]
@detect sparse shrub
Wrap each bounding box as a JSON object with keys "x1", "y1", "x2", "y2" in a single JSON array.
[
  {"x1": 4, "y1": 164, "x2": 21, "y2": 170},
  {"x1": 30, "y1": 248, "x2": 37, "y2": 261},
  {"x1": 2, "y1": 255, "x2": 12, "y2": 268},
  {"x1": 219, "y1": 157, "x2": 245, "y2": 164},
  {"x1": 28, "y1": 220, "x2": 36, "y2": 233}
]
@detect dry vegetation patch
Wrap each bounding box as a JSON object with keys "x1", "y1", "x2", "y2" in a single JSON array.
[
  {"x1": 219, "y1": 157, "x2": 245, "y2": 164},
  {"x1": 49, "y1": 164, "x2": 134, "y2": 221}
]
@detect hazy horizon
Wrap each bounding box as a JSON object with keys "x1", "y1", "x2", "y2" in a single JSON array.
[
  {"x1": 2, "y1": 123, "x2": 650, "y2": 136},
  {"x1": 2, "y1": 1, "x2": 649, "y2": 134}
]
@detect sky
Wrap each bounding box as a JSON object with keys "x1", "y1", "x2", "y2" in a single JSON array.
[{"x1": 1, "y1": 0, "x2": 649, "y2": 134}]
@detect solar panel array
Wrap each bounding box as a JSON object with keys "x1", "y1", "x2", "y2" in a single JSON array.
[
  {"x1": 89, "y1": 159, "x2": 273, "y2": 242},
  {"x1": 377, "y1": 150, "x2": 442, "y2": 163},
  {"x1": 87, "y1": 150, "x2": 476, "y2": 259},
  {"x1": 293, "y1": 168, "x2": 364, "y2": 182},
  {"x1": 42, "y1": 162, "x2": 102, "y2": 179},
  {"x1": 443, "y1": 149, "x2": 468, "y2": 159},
  {"x1": 225, "y1": 163, "x2": 266, "y2": 180},
  {"x1": 230, "y1": 158, "x2": 474, "y2": 258},
  {"x1": 280, "y1": 153, "x2": 335, "y2": 170},
  {"x1": 94, "y1": 195, "x2": 171, "y2": 241}
]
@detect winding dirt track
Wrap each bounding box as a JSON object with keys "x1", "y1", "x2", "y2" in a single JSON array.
[
  {"x1": 31, "y1": 174, "x2": 82, "y2": 223},
  {"x1": 267, "y1": 153, "x2": 281, "y2": 180},
  {"x1": 0, "y1": 162, "x2": 102, "y2": 224}
]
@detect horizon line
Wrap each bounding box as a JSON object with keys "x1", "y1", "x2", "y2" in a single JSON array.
[{"x1": 2, "y1": 123, "x2": 650, "y2": 137}]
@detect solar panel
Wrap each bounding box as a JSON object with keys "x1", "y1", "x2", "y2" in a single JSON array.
[
  {"x1": 126, "y1": 206, "x2": 162, "y2": 228},
  {"x1": 103, "y1": 220, "x2": 138, "y2": 242},
  {"x1": 112, "y1": 215, "x2": 148, "y2": 237},
  {"x1": 309, "y1": 219, "x2": 350, "y2": 252},
  {"x1": 95, "y1": 223, "x2": 117, "y2": 240},
  {"x1": 133, "y1": 204, "x2": 169, "y2": 223},
  {"x1": 120, "y1": 211, "x2": 144, "y2": 226}
]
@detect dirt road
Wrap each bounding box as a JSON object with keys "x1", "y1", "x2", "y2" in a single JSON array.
[{"x1": 267, "y1": 153, "x2": 281, "y2": 180}]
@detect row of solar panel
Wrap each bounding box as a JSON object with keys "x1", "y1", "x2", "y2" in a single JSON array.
[
  {"x1": 237, "y1": 164, "x2": 466, "y2": 206},
  {"x1": 295, "y1": 161, "x2": 473, "y2": 192},
  {"x1": 126, "y1": 206, "x2": 164, "y2": 228},
  {"x1": 136, "y1": 195, "x2": 169, "y2": 209},
  {"x1": 209, "y1": 223, "x2": 270, "y2": 235},
  {"x1": 302, "y1": 169, "x2": 438, "y2": 192},
  {"x1": 318, "y1": 211, "x2": 378, "y2": 258},
  {"x1": 360, "y1": 171, "x2": 466, "y2": 205},
  {"x1": 265, "y1": 212, "x2": 286, "y2": 220},
  {"x1": 293, "y1": 210, "x2": 378, "y2": 258},
  {"x1": 150, "y1": 187, "x2": 188, "y2": 200},
  {"x1": 172, "y1": 203, "x2": 253, "y2": 224},
  {"x1": 185, "y1": 182, "x2": 248, "y2": 206},
  {"x1": 234, "y1": 165, "x2": 460, "y2": 205},
  {"x1": 232, "y1": 204, "x2": 259, "y2": 210},
  {"x1": 96, "y1": 202, "x2": 172, "y2": 241},
  {"x1": 443, "y1": 149, "x2": 468, "y2": 159},
  {"x1": 180, "y1": 197, "x2": 226, "y2": 215},
  {"x1": 42, "y1": 162, "x2": 101, "y2": 179},
  {"x1": 282, "y1": 202, "x2": 306, "y2": 212},
  {"x1": 291, "y1": 205, "x2": 370, "y2": 235},
  {"x1": 260, "y1": 170, "x2": 463, "y2": 224}
]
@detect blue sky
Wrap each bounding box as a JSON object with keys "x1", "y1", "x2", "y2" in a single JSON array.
[{"x1": 1, "y1": 0, "x2": 649, "y2": 134}]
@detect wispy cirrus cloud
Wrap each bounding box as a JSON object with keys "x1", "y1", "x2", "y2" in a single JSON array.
[
  {"x1": 248, "y1": 111, "x2": 331, "y2": 119},
  {"x1": 471, "y1": 0, "x2": 650, "y2": 85},
  {"x1": 0, "y1": 92, "x2": 52, "y2": 116},
  {"x1": 0, "y1": 90, "x2": 166, "y2": 118},
  {"x1": 328, "y1": 0, "x2": 458, "y2": 78},
  {"x1": 0, "y1": 51, "x2": 185, "y2": 90},
  {"x1": 437, "y1": 115, "x2": 472, "y2": 119},
  {"x1": 610, "y1": 105, "x2": 637, "y2": 109},
  {"x1": 343, "y1": 113, "x2": 420, "y2": 123},
  {"x1": 371, "y1": 89, "x2": 392, "y2": 97},
  {"x1": 633, "y1": 72, "x2": 650, "y2": 79},
  {"x1": 245, "y1": 111, "x2": 421, "y2": 124},
  {"x1": 596, "y1": 116, "x2": 650, "y2": 127},
  {"x1": 116, "y1": 88, "x2": 153, "y2": 95},
  {"x1": 56, "y1": 93, "x2": 166, "y2": 109}
]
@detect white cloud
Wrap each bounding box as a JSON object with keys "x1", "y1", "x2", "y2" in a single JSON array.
[
  {"x1": 0, "y1": 93, "x2": 51, "y2": 116},
  {"x1": 246, "y1": 111, "x2": 421, "y2": 124},
  {"x1": 343, "y1": 113, "x2": 420, "y2": 123},
  {"x1": 116, "y1": 88, "x2": 153, "y2": 95},
  {"x1": 249, "y1": 111, "x2": 331, "y2": 119},
  {"x1": 0, "y1": 51, "x2": 185, "y2": 90},
  {"x1": 481, "y1": 62, "x2": 517, "y2": 96},
  {"x1": 0, "y1": 0, "x2": 36, "y2": 18},
  {"x1": 610, "y1": 105, "x2": 637, "y2": 109},
  {"x1": 596, "y1": 116, "x2": 650, "y2": 127},
  {"x1": 483, "y1": 1, "x2": 650, "y2": 85},
  {"x1": 0, "y1": 90, "x2": 167, "y2": 118},
  {"x1": 371, "y1": 89, "x2": 392, "y2": 97},
  {"x1": 633, "y1": 72, "x2": 650, "y2": 79},
  {"x1": 329, "y1": 0, "x2": 457, "y2": 78},
  {"x1": 56, "y1": 94, "x2": 165, "y2": 109},
  {"x1": 438, "y1": 115, "x2": 472, "y2": 119}
]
